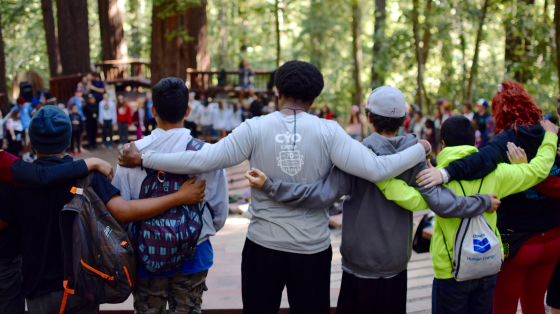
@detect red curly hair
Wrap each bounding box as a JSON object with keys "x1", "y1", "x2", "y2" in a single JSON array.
[{"x1": 492, "y1": 81, "x2": 542, "y2": 134}]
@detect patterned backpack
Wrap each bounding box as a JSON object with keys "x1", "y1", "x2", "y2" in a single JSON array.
[{"x1": 133, "y1": 138, "x2": 206, "y2": 274}]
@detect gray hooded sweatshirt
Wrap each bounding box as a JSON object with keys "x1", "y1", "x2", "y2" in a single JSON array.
[{"x1": 260, "y1": 133, "x2": 491, "y2": 278}]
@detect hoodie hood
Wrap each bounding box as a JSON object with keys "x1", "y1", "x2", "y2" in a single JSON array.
[
  {"x1": 437, "y1": 145, "x2": 479, "y2": 169},
  {"x1": 506, "y1": 125, "x2": 547, "y2": 161},
  {"x1": 363, "y1": 132, "x2": 419, "y2": 156}
]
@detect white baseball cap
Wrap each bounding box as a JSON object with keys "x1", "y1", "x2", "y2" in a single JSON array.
[{"x1": 365, "y1": 86, "x2": 406, "y2": 118}]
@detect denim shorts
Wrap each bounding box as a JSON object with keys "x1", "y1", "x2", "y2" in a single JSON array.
[{"x1": 241, "y1": 84, "x2": 254, "y2": 90}]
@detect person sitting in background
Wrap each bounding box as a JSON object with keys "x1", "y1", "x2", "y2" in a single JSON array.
[
  {"x1": 116, "y1": 95, "x2": 132, "y2": 150},
  {"x1": 83, "y1": 94, "x2": 99, "y2": 150},
  {"x1": 68, "y1": 105, "x2": 83, "y2": 157},
  {"x1": 462, "y1": 102, "x2": 474, "y2": 121},
  {"x1": 347, "y1": 105, "x2": 364, "y2": 141},
  {"x1": 5, "y1": 109, "x2": 23, "y2": 157},
  {"x1": 98, "y1": 93, "x2": 117, "y2": 149}
]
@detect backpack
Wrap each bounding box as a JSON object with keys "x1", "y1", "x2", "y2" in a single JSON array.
[
  {"x1": 133, "y1": 138, "x2": 206, "y2": 274},
  {"x1": 440, "y1": 178, "x2": 503, "y2": 282},
  {"x1": 59, "y1": 173, "x2": 136, "y2": 313}
]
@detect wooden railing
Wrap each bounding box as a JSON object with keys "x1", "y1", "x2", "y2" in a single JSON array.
[
  {"x1": 49, "y1": 74, "x2": 83, "y2": 105},
  {"x1": 187, "y1": 69, "x2": 274, "y2": 95},
  {"x1": 94, "y1": 59, "x2": 151, "y2": 88}
]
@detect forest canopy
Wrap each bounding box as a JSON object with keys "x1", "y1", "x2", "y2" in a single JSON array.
[{"x1": 1, "y1": 0, "x2": 559, "y2": 117}]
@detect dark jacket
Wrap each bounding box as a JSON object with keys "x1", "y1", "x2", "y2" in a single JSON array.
[
  {"x1": 444, "y1": 125, "x2": 560, "y2": 233},
  {"x1": 261, "y1": 133, "x2": 491, "y2": 278}
]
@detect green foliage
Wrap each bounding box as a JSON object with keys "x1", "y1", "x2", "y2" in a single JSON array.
[
  {"x1": 1, "y1": 0, "x2": 49, "y2": 94},
  {"x1": 1, "y1": 0, "x2": 559, "y2": 120}
]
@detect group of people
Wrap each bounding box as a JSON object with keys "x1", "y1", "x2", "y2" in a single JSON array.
[{"x1": 0, "y1": 60, "x2": 559, "y2": 314}]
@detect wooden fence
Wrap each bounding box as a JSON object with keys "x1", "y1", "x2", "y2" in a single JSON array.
[
  {"x1": 94, "y1": 59, "x2": 151, "y2": 88},
  {"x1": 187, "y1": 69, "x2": 274, "y2": 96},
  {"x1": 49, "y1": 74, "x2": 83, "y2": 105}
]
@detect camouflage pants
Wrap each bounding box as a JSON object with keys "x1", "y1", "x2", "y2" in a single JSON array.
[{"x1": 133, "y1": 270, "x2": 208, "y2": 314}]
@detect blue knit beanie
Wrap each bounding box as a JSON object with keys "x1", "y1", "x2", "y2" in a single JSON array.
[{"x1": 29, "y1": 105, "x2": 72, "y2": 154}]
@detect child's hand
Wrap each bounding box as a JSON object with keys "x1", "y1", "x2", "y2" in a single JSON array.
[
  {"x1": 416, "y1": 160, "x2": 442, "y2": 188},
  {"x1": 541, "y1": 119, "x2": 559, "y2": 134},
  {"x1": 176, "y1": 177, "x2": 206, "y2": 205},
  {"x1": 84, "y1": 158, "x2": 114, "y2": 181},
  {"x1": 487, "y1": 193, "x2": 501, "y2": 213},
  {"x1": 506, "y1": 142, "x2": 528, "y2": 164},
  {"x1": 245, "y1": 168, "x2": 267, "y2": 190}
]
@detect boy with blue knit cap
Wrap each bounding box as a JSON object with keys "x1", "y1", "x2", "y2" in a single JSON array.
[{"x1": 0, "y1": 106, "x2": 207, "y2": 314}]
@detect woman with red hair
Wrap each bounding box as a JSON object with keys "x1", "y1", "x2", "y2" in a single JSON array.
[{"x1": 416, "y1": 81, "x2": 560, "y2": 314}]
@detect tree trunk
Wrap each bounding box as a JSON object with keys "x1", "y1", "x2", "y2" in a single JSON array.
[
  {"x1": 150, "y1": 4, "x2": 189, "y2": 85},
  {"x1": 56, "y1": 0, "x2": 91, "y2": 74},
  {"x1": 41, "y1": 0, "x2": 62, "y2": 77},
  {"x1": 98, "y1": 0, "x2": 128, "y2": 60},
  {"x1": 218, "y1": 0, "x2": 228, "y2": 69},
  {"x1": 412, "y1": 0, "x2": 424, "y2": 110},
  {"x1": 459, "y1": 20, "x2": 468, "y2": 101},
  {"x1": 0, "y1": 11, "x2": 8, "y2": 113},
  {"x1": 556, "y1": 0, "x2": 560, "y2": 91},
  {"x1": 466, "y1": 0, "x2": 490, "y2": 103},
  {"x1": 351, "y1": 0, "x2": 363, "y2": 106},
  {"x1": 309, "y1": 0, "x2": 323, "y2": 69},
  {"x1": 151, "y1": 1, "x2": 208, "y2": 86},
  {"x1": 186, "y1": 0, "x2": 209, "y2": 71},
  {"x1": 371, "y1": 0, "x2": 386, "y2": 88},
  {"x1": 275, "y1": 0, "x2": 282, "y2": 68}
]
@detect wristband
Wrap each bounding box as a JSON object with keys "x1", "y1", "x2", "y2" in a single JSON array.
[
  {"x1": 140, "y1": 153, "x2": 145, "y2": 171},
  {"x1": 439, "y1": 168, "x2": 450, "y2": 184}
]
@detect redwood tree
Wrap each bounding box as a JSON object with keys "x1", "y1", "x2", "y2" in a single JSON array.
[
  {"x1": 41, "y1": 0, "x2": 62, "y2": 77},
  {"x1": 0, "y1": 11, "x2": 8, "y2": 112},
  {"x1": 371, "y1": 0, "x2": 386, "y2": 88},
  {"x1": 98, "y1": 0, "x2": 127, "y2": 60},
  {"x1": 186, "y1": 0, "x2": 209, "y2": 71},
  {"x1": 151, "y1": 0, "x2": 208, "y2": 85},
  {"x1": 56, "y1": 0, "x2": 91, "y2": 75}
]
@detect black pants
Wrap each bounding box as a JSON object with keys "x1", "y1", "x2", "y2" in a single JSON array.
[
  {"x1": 241, "y1": 238, "x2": 332, "y2": 314},
  {"x1": 102, "y1": 120, "x2": 113, "y2": 148},
  {"x1": 336, "y1": 269, "x2": 407, "y2": 314},
  {"x1": 85, "y1": 121, "x2": 98, "y2": 149},
  {"x1": 70, "y1": 130, "x2": 81, "y2": 152},
  {"x1": 184, "y1": 120, "x2": 198, "y2": 138},
  {"x1": 117, "y1": 122, "x2": 129, "y2": 144},
  {"x1": 0, "y1": 256, "x2": 24, "y2": 314}
]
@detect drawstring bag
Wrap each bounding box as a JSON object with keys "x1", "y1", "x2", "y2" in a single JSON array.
[{"x1": 440, "y1": 178, "x2": 503, "y2": 282}]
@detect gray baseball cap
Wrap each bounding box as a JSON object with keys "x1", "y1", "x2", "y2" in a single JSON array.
[{"x1": 365, "y1": 86, "x2": 406, "y2": 118}]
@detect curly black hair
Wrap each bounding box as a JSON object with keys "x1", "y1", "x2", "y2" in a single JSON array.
[
  {"x1": 368, "y1": 111, "x2": 405, "y2": 135},
  {"x1": 152, "y1": 77, "x2": 189, "y2": 124},
  {"x1": 275, "y1": 60, "x2": 324, "y2": 102}
]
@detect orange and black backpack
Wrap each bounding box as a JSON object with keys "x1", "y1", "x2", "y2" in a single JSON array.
[{"x1": 59, "y1": 173, "x2": 136, "y2": 313}]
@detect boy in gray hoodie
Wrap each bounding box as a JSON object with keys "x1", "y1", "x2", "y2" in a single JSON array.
[{"x1": 245, "y1": 86, "x2": 500, "y2": 314}]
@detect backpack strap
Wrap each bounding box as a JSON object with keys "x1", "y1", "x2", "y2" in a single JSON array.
[
  {"x1": 59, "y1": 280, "x2": 75, "y2": 314},
  {"x1": 440, "y1": 177, "x2": 485, "y2": 271}
]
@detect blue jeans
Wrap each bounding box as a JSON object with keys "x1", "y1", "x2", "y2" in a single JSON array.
[{"x1": 432, "y1": 275, "x2": 497, "y2": 314}]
